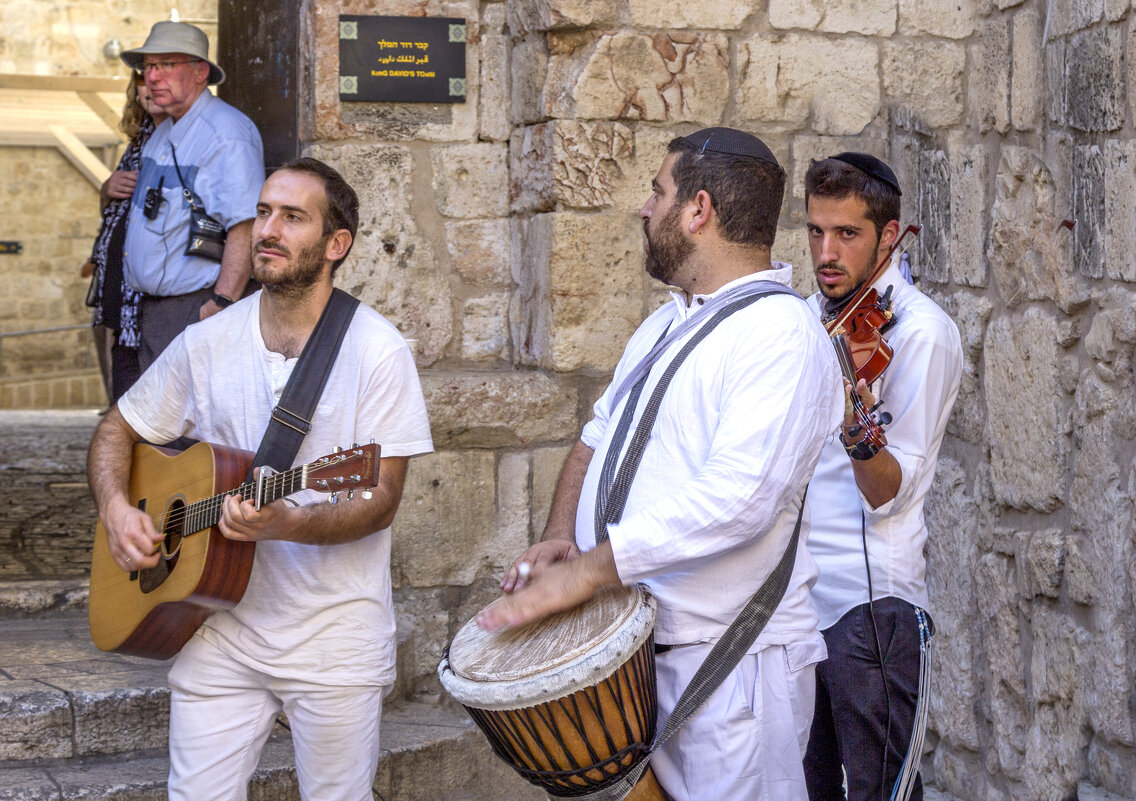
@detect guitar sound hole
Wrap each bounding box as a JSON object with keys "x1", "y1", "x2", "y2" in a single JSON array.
[{"x1": 138, "y1": 499, "x2": 185, "y2": 594}]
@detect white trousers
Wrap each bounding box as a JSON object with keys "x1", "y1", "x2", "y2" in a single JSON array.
[
  {"x1": 650, "y1": 642, "x2": 820, "y2": 801},
  {"x1": 167, "y1": 634, "x2": 389, "y2": 801}
]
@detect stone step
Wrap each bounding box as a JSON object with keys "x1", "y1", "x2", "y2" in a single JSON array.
[
  {"x1": 0, "y1": 706, "x2": 542, "y2": 801},
  {"x1": 0, "y1": 609, "x2": 174, "y2": 762},
  {"x1": 0, "y1": 580, "x2": 88, "y2": 619},
  {"x1": 0, "y1": 411, "x2": 101, "y2": 584},
  {"x1": 0, "y1": 607, "x2": 542, "y2": 801}
]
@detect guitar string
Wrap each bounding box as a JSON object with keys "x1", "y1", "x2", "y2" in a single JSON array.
[
  {"x1": 135, "y1": 466, "x2": 304, "y2": 534},
  {"x1": 124, "y1": 450, "x2": 370, "y2": 537}
]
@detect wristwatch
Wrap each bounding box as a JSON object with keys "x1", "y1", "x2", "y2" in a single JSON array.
[{"x1": 211, "y1": 291, "x2": 234, "y2": 308}]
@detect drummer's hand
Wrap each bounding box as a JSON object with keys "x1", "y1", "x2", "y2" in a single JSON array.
[
  {"x1": 480, "y1": 543, "x2": 618, "y2": 632},
  {"x1": 500, "y1": 539, "x2": 580, "y2": 593}
]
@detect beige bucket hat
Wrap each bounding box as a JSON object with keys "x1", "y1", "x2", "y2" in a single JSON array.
[{"x1": 120, "y1": 21, "x2": 225, "y2": 85}]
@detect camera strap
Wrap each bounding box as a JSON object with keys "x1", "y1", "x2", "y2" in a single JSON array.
[{"x1": 169, "y1": 143, "x2": 205, "y2": 212}]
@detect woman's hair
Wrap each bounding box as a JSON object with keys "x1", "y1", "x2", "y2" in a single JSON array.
[{"x1": 120, "y1": 75, "x2": 147, "y2": 141}]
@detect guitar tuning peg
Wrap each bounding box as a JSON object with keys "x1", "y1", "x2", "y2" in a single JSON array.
[
  {"x1": 329, "y1": 493, "x2": 339, "y2": 505},
  {"x1": 333, "y1": 445, "x2": 342, "y2": 453},
  {"x1": 369, "y1": 438, "x2": 375, "y2": 445},
  {"x1": 347, "y1": 490, "x2": 355, "y2": 500},
  {"x1": 352, "y1": 442, "x2": 359, "y2": 449},
  {"x1": 361, "y1": 489, "x2": 373, "y2": 500}
]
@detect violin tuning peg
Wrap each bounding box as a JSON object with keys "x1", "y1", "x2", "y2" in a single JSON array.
[{"x1": 879, "y1": 412, "x2": 893, "y2": 426}]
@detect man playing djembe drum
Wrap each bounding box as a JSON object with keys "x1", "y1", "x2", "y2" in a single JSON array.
[{"x1": 480, "y1": 128, "x2": 844, "y2": 801}]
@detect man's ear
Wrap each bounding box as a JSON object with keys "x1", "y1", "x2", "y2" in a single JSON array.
[
  {"x1": 325, "y1": 230, "x2": 352, "y2": 263},
  {"x1": 688, "y1": 189, "x2": 714, "y2": 234},
  {"x1": 878, "y1": 219, "x2": 901, "y2": 253},
  {"x1": 193, "y1": 61, "x2": 211, "y2": 86}
]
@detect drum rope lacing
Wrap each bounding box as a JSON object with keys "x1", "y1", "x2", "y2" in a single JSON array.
[{"x1": 464, "y1": 642, "x2": 658, "y2": 797}]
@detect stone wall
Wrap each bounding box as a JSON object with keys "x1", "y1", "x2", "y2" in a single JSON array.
[
  {"x1": 297, "y1": 1, "x2": 1136, "y2": 798},
  {"x1": 4, "y1": 0, "x2": 1135, "y2": 798}
]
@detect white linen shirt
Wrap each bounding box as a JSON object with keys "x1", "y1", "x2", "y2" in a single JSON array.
[
  {"x1": 118, "y1": 292, "x2": 433, "y2": 687},
  {"x1": 576, "y1": 265, "x2": 844, "y2": 648},
  {"x1": 806, "y1": 260, "x2": 963, "y2": 630}
]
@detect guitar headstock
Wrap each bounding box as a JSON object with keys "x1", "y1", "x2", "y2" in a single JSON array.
[{"x1": 306, "y1": 443, "x2": 381, "y2": 496}]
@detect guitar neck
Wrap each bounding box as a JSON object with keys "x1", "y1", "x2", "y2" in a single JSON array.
[{"x1": 185, "y1": 463, "x2": 308, "y2": 533}]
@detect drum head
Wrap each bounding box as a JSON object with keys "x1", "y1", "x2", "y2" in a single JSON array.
[{"x1": 440, "y1": 584, "x2": 656, "y2": 710}]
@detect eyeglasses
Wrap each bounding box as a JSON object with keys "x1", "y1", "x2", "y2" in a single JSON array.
[{"x1": 139, "y1": 59, "x2": 202, "y2": 76}]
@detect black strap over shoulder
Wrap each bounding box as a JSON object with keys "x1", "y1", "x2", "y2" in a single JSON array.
[
  {"x1": 245, "y1": 288, "x2": 360, "y2": 481},
  {"x1": 578, "y1": 285, "x2": 810, "y2": 801}
]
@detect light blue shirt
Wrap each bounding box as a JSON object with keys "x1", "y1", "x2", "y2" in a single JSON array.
[{"x1": 124, "y1": 90, "x2": 264, "y2": 296}]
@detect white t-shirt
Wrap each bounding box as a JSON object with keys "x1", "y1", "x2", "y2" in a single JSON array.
[
  {"x1": 119, "y1": 291, "x2": 433, "y2": 686},
  {"x1": 806, "y1": 261, "x2": 963, "y2": 630},
  {"x1": 577, "y1": 266, "x2": 845, "y2": 648}
]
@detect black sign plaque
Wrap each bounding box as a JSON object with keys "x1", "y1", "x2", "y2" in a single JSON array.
[{"x1": 338, "y1": 15, "x2": 466, "y2": 103}]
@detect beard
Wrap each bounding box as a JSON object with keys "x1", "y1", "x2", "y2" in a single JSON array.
[
  {"x1": 816, "y1": 261, "x2": 858, "y2": 305},
  {"x1": 253, "y1": 235, "x2": 328, "y2": 301},
  {"x1": 644, "y1": 203, "x2": 693, "y2": 285}
]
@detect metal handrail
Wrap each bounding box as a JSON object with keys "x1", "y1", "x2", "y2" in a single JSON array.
[
  {"x1": 0, "y1": 324, "x2": 95, "y2": 374},
  {"x1": 0, "y1": 324, "x2": 89, "y2": 338}
]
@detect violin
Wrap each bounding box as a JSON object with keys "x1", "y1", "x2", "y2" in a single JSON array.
[{"x1": 822, "y1": 225, "x2": 921, "y2": 446}]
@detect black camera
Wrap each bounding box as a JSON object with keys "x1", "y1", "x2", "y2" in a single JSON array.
[{"x1": 143, "y1": 176, "x2": 164, "y2": 220}]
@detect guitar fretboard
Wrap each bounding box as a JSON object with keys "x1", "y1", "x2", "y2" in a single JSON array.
[{"x1": 177, "y1": 464, "x2": 308, "y2": 535}]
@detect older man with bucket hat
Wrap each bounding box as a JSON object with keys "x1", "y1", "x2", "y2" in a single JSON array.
[{"x1": 118, "y1": 21, "x2": 263, "y2": 371}]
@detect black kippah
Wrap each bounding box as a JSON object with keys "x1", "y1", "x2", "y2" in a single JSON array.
[
  {"x1": 681, "y1": 127, "x2": 779, "y2": 166},
  {"x1": 830, "y1": 152, "x2": 902, "y2": 195}
]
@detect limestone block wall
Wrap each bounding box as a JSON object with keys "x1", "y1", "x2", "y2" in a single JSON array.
[
  {"x1": 298, "y1": 1, "x2": 1136, "y2": 799},
  {"x1": 2, "y1": 0, "x2": 1132, "y2": 797}
]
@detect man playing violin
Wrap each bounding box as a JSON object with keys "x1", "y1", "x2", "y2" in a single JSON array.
[
  {"x1": 801, "y1": 153, "x2": 963, "y2": 801},
  {"x1": 481, "y1": 128, "x2": 844, "y2": 801}
]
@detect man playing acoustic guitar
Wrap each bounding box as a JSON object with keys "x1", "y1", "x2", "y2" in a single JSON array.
[{"x1": 87, "y1": 158, "x2": 433, "y2": 800}]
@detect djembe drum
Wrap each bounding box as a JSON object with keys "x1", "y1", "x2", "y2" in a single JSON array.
[{"x1": 439, "y1": 585, "x2": 665, "y2": 800}]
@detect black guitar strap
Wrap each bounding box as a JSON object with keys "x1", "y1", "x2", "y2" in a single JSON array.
[{"x1": 244, "y1": 288, "x2": 360, "y2": 483}]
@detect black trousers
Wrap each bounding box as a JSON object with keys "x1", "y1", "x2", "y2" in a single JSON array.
[
  {"x1": 804, "y1": 597, "x2": 924, "y2": 801},
  {"x1": 138, "y1": 287, "x2": 213, "y2": 372},
  {"x1": 110, "y1": 343, "x2": 141, "y2": 403}
]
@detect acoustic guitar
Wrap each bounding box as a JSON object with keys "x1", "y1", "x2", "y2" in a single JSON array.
[{"x1": 88, "y1": 440, "x2": 380, "y2": 660}]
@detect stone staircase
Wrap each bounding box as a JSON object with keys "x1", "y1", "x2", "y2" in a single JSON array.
[
  {"x1": 0, "y1": 412, "x2": 543, "y2": 801},
  {"x1": 0, "y1": 580, "x2": 543, "y2": 801}
]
